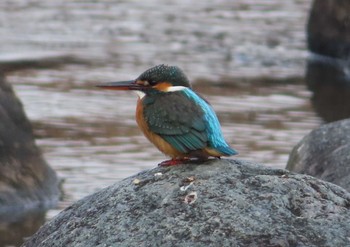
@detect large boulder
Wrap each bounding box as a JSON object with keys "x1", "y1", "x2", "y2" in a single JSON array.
[
  {"x1": 0, "y1": 52, "x2": 82, "y2": 246},
  {"x1": 0, "y1": 74, "x2": 59, "y2": 211},
  {"x1": 23, "y1": 159, "x2": 350, "y2": 247},
  {"x1": 287, "y1": 119, "x2": 350, "y2": 192},
  {"x1": 306, "y1": 0, "x2": 350, "y2": 123},
  {"x1": 0, "y1": 208, "x2": 46, "y2": 247},
  {"x1": 307, "y1": 0, "x2": 350, "y2": 59}
]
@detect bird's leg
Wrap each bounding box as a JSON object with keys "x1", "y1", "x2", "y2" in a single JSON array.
[{"x1": 158, "y1": 158, "x2": 190, "y2": 167}]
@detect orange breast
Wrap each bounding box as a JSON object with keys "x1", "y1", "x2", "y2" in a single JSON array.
[{"x1": 135, "y1": 99, "x2": 184, "y2": 158}]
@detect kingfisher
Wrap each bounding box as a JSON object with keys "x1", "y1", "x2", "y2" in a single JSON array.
[{"x1": 97, "y1": 64, "x2": 238, "y2": 166}]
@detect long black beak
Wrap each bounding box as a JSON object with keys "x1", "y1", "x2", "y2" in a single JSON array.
[{"x1": 96, "y1": 80, "x2": 144, "y2": 91}]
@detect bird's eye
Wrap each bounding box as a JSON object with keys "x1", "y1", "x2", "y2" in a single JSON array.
[
  {"x1": 138, "y1": 79, "x2": 157, "y2": 86},
  {"x1": 148, "y1": 80, "x2": 157, "y2": 86}
]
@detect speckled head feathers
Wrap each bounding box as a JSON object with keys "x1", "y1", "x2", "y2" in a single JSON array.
[{"x1": 137, "y1": 64, "x2": 191, "y2": 88}]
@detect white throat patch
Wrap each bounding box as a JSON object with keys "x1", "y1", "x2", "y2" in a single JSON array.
[
  {"x1": 165, "y1": 86, "x2": 187, "y2": 92},
  {"x1": 135, "y1": 90, "x2": 146, "y2": 99},
  {"x1": 134, "y1": 86, "x2": 186, "y2": 98}
]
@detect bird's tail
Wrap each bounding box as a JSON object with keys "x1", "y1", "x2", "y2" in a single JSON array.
[
  {"x1": 217, "y1": 145, "x2": 238, "y2": 156},
  {"x1": 206, "y1": 145, "x2": 238, "y2": 157}
]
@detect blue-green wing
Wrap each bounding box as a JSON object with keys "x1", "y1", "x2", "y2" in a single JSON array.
[{"x1": 143, "y1": 91, "x2": 208, "y2": 153}]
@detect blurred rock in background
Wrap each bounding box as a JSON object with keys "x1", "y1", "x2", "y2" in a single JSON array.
[
  {"x1": 0, "y1": 73, "x2": 59, "y2": 211},
  {"x1": 287, "y1": 119, "x2": 350, "y2": 192},
  {"x1": 289, "y1": 0, "x2": 350, "y2": 191},
  {"x1": 307, "y1": 0, "x2": 350, "y2": 58},
  {"x1": 306, "y1": 0, "x2": 350, "y2": 122},
  {"x1": 0, "y1": 56, "x2": 64, "y2": 246}
]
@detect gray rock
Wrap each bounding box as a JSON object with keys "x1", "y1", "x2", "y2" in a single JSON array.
[
  {"x1": 287, "y1": 119, "x2": 350, "y2": 192},
  {"x1": 307, "y1": 0, "x2": 350, "y2": 58},
  {"x1": 306, "y1": 0, "x2": 350, "y2": 123},
  {"x1": 0, "y1": 74, "x2": 59, "y2": 212},
  {"x1": 23, "y1": 159, "x2": 350, "y2": 247},
  {"x1": 0, "y1": 208, "x2": 46, "y2": 247}
]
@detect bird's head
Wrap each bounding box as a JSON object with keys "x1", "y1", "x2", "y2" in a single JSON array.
[{"x1": 97, "y1": 65, "x2": 191, "y2": 96}]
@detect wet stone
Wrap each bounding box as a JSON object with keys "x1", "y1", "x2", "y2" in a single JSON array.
[
  {"x1": 307, "y1": 0, "x2": 350, "y2": 58},
  {"x1": 23, "y1": 159, "x2": 350, "y2": 247},
  {"x1": 287, "y1": 119, "x2": 350, "y2": 192},
  {"x1": 0, "y1": 75, "x2": 59, "y2": 212}
]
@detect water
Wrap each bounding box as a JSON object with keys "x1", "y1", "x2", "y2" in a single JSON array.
[
  {"x1": 1, "y1": 0, "x2": 309, "y2": 79},
  {"x1": 0, "y1": 0, "x2": 321, "y2": 246}
]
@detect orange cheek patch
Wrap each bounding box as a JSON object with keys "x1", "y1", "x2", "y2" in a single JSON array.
[{"x1": 153, "y1": 82, "x2": 172, "y2": 92}]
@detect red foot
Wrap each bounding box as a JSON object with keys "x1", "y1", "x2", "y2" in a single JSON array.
[{"x1": 158, "y1": 158, "x2": 189, "y2": 167}]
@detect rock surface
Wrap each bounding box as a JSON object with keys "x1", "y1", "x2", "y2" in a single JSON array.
[
  {"x1": 0, "y1": 74, "x2": 59, "y2": 212},
  {"x1": 307, "y1": 0, "x2": 350, "y2": 58},
  {"x1": 23, "y1": 159, "x2": 350, "y2": 247},
  {"x1": 306, "y1": 0, "x2": 350, "y2": 123},
  {"x1": 287, "y1": 119, "x2": 350, "y2": 192}
]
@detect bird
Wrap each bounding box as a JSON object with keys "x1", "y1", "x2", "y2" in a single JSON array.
[{"x1": 97, "y1": 64, "x2": 238, "y2": 166}]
